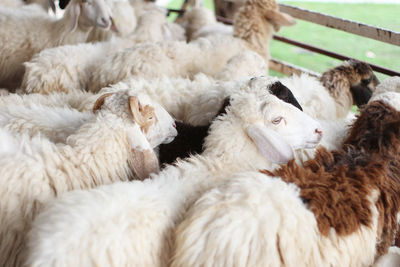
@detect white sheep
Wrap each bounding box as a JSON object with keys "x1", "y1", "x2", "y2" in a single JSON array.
[
  {"x1": 0, "y1": 89, "x2": 177, "y2": 267},
  {"x1": 86, "y1": 0, "x2": 295, "y2": 92},
  {"x1": 180, "y1": 4, "x2": 233, "y2": 42},
  {"x1": 23, "y1": 42, "x2": 117, "y2": 94},
  {"x1": 22, "y1": 6, "x2": 186, "y2": 94},
  {"x1": 86, "y1": 0, "x2": 137, "y2": 42},
  {"x1": 0, "y1": 0, "x2": 114, "y2": 90},
  {"x1": 24, "y1": 77, "x2": 323, "y2": 267}
]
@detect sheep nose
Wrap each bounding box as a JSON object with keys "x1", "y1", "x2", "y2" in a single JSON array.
[
  {"x1": 315, "y1": 128, "x2": 323, "y2": 136},
  {"x1": 173, "y1": 122, "x2": 176, "y2": 128},
  {"x1": 99, "y1": 17, "x2": 110, "y2": 28}
]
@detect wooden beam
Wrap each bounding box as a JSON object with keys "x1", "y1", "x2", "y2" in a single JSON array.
[
  {"x1": 269, "y1": 58, "x2": 321, "y2": 77},
  {"x1": 279, "y1": 4, "x2": 400, "y2": 47},
  {"x1": 273, "y1": 35, "x2": 400, "y2": 76}
]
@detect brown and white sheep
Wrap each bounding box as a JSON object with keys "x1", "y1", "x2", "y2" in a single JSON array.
[{"x1": 171, "y1": 87, "x2": 400, "y2": 267}]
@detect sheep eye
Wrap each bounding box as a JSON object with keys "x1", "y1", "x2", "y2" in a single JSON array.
[
  {"x1": 272, "y1": 117, "x2": 283, "y2": 125},
  {"x1": 362, "y1": 77, "x2": 372, "y2": 84}
]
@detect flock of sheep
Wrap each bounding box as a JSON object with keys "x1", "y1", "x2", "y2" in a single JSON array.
[{"x1": 0, "y1": 0, "x2": 399, "y2": 266}]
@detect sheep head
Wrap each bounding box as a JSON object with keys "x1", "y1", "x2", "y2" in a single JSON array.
[
  {"x1": 92, "y1": 90, "x2": 177, "y2": 179},
  {"x1": 229, "y1": 77, "x2": 322, "y2": 163},
  {"x1": 242, "y1": 0, "x2": 296, "y2": 29},
  {"x1": 346, "y1": 59, "x2": 379, "y2": 107},
  {"x1": 321, "y1": 59, "x2": 379, "y2": 111},
  {"x1": 68, "y1": 0, "x2": 115, "y2": 32},
  {"x1": 233, "y1": 0, "x2": 295, "y2": 59}
]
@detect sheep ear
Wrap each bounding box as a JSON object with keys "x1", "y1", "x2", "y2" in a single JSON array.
[
  {"x1": 131, "y1": 148, "x2": 160, "y2": 180},
  {"x1": 69, "y1": 1, "x2": 81, "y2": 32},
  {"x1": 246, "y1": 123, "x2": 294, "y2": 164},
  {"x1": 93, "y1": 93, "x2": 114, "y2": 112},
  {"x1": 129, "y1": 96, "x2": 156, "y2": 133},
  {"x1": 128, "y1": 96, "x2": 143, "y2": 123},
  {"x1": 265, "y1": 10, "x2": 296, "y2": 26}
]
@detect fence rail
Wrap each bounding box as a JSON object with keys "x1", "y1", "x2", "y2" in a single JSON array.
[
  {"x1": 279, "y1": 4, "x2": 400, "y2": 47},
  {"x1": 273, "y1": 35, "x2": 400, "y2": 76}
]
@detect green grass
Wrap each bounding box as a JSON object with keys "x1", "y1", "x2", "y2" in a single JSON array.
[{"x1": 271, "y1": 1, "x2": 400, "y2": 79}]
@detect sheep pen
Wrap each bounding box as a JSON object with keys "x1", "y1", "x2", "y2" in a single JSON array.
[{"x1": 0, "y1": 0, "x2": 399, "y2": 266}]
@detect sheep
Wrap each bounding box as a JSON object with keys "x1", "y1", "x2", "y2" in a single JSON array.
[
  {"x1": 180, "y1": 3, "x2": 233, "y2": 42},
  {"x1": 22, "y1": 6, "x2": 186, "y2": 94},
  {"x1": 0, "y1": 89, "x2": 177, "y2": 267},
  {"x1": 158, "y1": 81, "x2": 304, "y2": 166},
  {"x1": 170, "y1": 83, "x2": 400, "y2": 267},
  {"x1": 24, "y1": 78, "x2": 323, "y2": 267},
  {"x1": 86, "y1": 0, "x2": 295, "y2": 92},
  {"x1": 88, "y1": 0, "x2": 185, "y2": 43},
  {"x1": 0, "y1": 0, "x2": 114, "y2": 90},
  {"x1": 86, "y1": 0, "x2": 137, "y2": 42},
  {"x1": 280, "y1": 59, "x2": 379, "y2": 120},
  {"x1": 22, "y1": 41, "x2": 118, "y2": 94},
  {"x1": 319, "y1": 58, "x2": 380, "y2": 117}
]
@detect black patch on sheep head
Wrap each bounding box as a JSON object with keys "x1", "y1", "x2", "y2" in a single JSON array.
[
  {"x1": 268, "y1": 81, "x2": 303, "y2": 111},
  {"x1": 59, "y1": 0, "x2": 70, "y2": 9}
]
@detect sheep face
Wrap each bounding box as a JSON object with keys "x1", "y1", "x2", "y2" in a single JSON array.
[
  {"x1": 228, "y1": 88, "x2": 322, "y2": 163},
  {"x1": 134, "y1": 93, "x2": 178, "y2": 147},
  {"x1": 69, "y1": 0, "x2": 114, "y2": 32},
  {"x1": 92, "y1": 90, "x2": 177, "y2": 148},
  {"x1": 348, "y1": 60, "x2": 380, "y2": 107},
  {"x1": 258, "y1": 95, "x2": 323, "y2": 150},
  {"x1": 92, "y1": 90, "x2": 176, "y2": 179}
]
